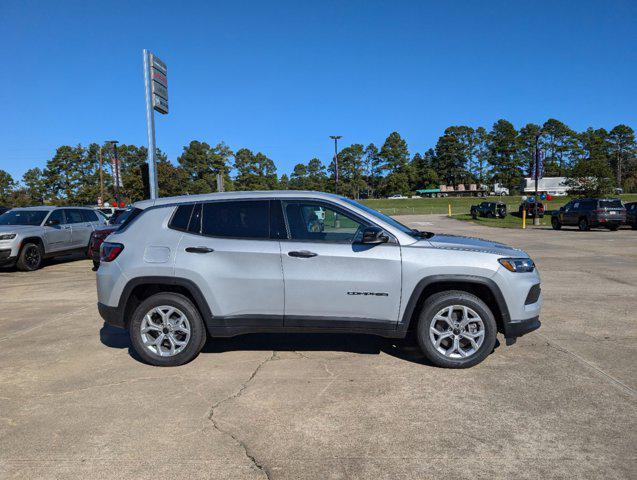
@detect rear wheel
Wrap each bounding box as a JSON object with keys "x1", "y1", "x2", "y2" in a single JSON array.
[
  {"x1": 16, "y1": 242, "x2": 43, "y2": 271},
  {"x1": 416, "y1": 290, "x2": 497, "y2": 368},
  {"x1": 551, "y1": 217, "x2": 561, "y2": 230},
  {"x1": 578, "y1": 218, "x2": 590, "y2": 231},
  {"x1": 129, "y1": 292, "x2": 207, "y2": 366},
  {"x1": 608, "y1": 225, "x2": 619, "y2": 231}
]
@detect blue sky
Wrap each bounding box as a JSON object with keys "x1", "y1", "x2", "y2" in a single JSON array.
[{"x1": 1, "y1": 0, "x2": 636, "y2": 180}]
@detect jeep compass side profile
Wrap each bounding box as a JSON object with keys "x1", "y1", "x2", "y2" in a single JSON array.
[{"x1": 96, "y1": 191, "x2": 541, "y2": 368}]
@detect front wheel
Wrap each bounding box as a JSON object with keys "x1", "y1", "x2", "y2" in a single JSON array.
[
  {"x1": 16, "y1": 242, "x2": 43, "y2": 271},
  {"x1": 416, "y1": 291, "x2": 497, "y2": 368},
  {"x1": 578, "y1": 218, "x2": 590, "y2": 231},
  {"x1": 129, "y1": 292, "x2": 207, "y2": 366},
  {"x1": 551, "y1": 217, "x2": 562, "y2": 230},
  {"x1": 607, "y1": 225, "x2": 619, "y2": 231}
]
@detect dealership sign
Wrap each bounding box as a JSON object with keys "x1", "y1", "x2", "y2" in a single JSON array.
[{"x1": 150, "y1": 54, "x2": 168, "y2": 114}]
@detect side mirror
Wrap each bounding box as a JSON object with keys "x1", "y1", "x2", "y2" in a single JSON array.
[
  {"x1": 47, "y1": 219, "x2": 60, "y2": 226},
  {"x1": 360, "y1": 226, "x2": 389, "y2": 244}
]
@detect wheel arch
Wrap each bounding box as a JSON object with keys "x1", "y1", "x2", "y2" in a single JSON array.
[
  {"x1": 399, "y1": 275, "x2": 510, "y2": 335},
  {"x1": 20, "y1": 236, "x2": 44, "y2": 250},
  {"x1": 119, "y1": 276, "x2": 213, "y2": 328}
]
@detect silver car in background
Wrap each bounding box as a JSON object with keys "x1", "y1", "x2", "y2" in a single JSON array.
[{"x1": 0, "y1": 206, "x2": 106, "y2": 271}]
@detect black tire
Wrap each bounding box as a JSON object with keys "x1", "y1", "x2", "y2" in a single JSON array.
[
  {"x1": 551, "y1": 217, "x2": 561, "y2": 230},
  {"x1": 16, "y1": 242, "x2": 43, "y2": 271},
  {"x1": 608, "y1": 225, "x2": 619, "y2": 231},
  {"x1": 471, "y1": 211, "x2": 477, "y2": 220},
  {"x1": 416, "y1": 290, "x2": 497, "y2": 369},
  {"x1": 92, "y1": 260, "x2": 100, "y2": 271},
  {"x1": 129, "y1": 292, "x2": 207, "y2": 367},
  {"x1": 578, "y1": 218, "x2": 590, "y2": 231}
]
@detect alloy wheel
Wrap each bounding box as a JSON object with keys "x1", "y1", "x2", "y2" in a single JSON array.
[
  {"x1": 25, "y1": 245, "x2": 41, "y2": 269},
  {"x1": 140, "y1": 306, "x2": 191, "y2": 357},
  {"x1": 429, "y1": 305, "x2": 485, "y2": 359}
]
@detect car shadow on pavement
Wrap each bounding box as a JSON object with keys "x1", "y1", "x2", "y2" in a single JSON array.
[{"x1": 99, "y1": 322, "x2": 446, "y2": 367}]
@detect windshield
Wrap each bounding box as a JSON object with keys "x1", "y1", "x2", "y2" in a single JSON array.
[
  {"x1": 0, "y1": 210, "x2": 48, "y2": 226},
  {"x1": 341, "y1": 198, "x2": 424, "y2": 238}
]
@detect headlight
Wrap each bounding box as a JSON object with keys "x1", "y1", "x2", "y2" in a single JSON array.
[
  {"x1": 0, "y1": 233, "x2": 16, "y2": 240},
  {"x1": 498, "y1": 257, "x2": 535, "y2": 273}
]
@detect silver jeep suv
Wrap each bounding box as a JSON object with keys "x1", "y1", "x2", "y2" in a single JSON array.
[
  {"x1": 0, "y1": 206, "x2": 106, "y2": 271},
  {"x1": 96, "y1": 191, "x2": 541, "y2": 368}
]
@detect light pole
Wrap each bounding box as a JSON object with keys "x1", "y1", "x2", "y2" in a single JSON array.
[
  {"x1": 107, "y1": 140, "x2": 120, "y2": 206},
  {"x1": 533, "y1": 132, "x2": 543, "y2": 226},
  {"x1": 98, "y1": 146, "x2": 104, "y2": 206},
  {"x1": 330, "y1": 135, "x2": 342, "y2": 194}
]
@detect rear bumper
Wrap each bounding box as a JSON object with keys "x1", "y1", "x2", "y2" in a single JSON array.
[{"x1": 97, "y1": 302, "x2": 126, "y2": 328}]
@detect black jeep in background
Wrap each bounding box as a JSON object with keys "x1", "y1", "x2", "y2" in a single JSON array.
[
  {"x1": 551, "y1": 198, "x2": 626, "y2": 231},
  {"x1": 470, "y1": 201, "x2": 507, "y2": 219}
]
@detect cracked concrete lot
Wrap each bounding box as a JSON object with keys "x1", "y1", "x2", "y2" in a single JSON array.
[{"x1": 0, "y1": 215, "x2": 635, "y2": 479}]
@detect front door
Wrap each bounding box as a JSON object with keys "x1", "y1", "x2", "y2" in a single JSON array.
[
  {"x1": 65, "y1": 209, "x2": 93, "y2": 248},
  {"x1": 43, "y1": 210, "x2": 71, "y2": 252},
  {"x1": 173, "y1": 200, "x2": 284, "y2": 328},
  {"x1": 279, "y1": 200, "x2": 402, "y2": 328}
]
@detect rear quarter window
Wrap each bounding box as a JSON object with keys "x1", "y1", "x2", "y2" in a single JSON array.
[{"x1": 169, "y1": 204, "x2": 194, "y2": 231}]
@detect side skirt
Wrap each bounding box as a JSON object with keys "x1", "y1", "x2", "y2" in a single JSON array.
[{"x1": 205, "y1": 315, "x2": 404, "y2": 339}]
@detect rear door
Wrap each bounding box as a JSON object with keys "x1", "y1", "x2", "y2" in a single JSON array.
[
  {"x1": 279, "y1": 199, "x2": 402, "y2": 328},
  {"x1": 174, "y1": 200, "x2": 284, "y2": 327},
  {"x1": 43, "y1": 209, "x2": 71, "y2": 252}
]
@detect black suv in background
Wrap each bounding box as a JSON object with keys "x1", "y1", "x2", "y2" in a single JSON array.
[
  {"x1": 470, "y1": 201, "x2": 507, "y2": 219},
  {"x1": 552, "y1": 198, "x2": 626, "y2": 231},
  {"x1": 625, "y1": 202, "x2": 637, "y2": 229}
]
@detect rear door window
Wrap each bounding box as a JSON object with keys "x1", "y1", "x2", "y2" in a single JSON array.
[
  {"x1": 81, "y1": 210, "x2": 99, "y2": 222},
  {"x1": 65, "y1": 209, "x2": 85, "y2": 224},
  {"x1": 201, "y1": 201, "x2": 270, "y2": 239}
]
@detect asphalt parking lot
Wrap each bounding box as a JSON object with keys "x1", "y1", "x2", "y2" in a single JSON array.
[{"x1": 0, "y1": 216, "x2": 635, "y2": 480}]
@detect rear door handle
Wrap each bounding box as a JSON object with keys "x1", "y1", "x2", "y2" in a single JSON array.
[
  {"x1": 288, "y1": 250, "x2": 318, "y2": 258},
  {"x1": 185, "y1": 246, "x2": 214, "y2": 254}
]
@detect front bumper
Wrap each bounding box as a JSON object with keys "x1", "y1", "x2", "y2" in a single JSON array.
[
  {"x1": 502, "y1": 316, "x2": 541, "y2": 344},
  {"x1": 0, "y1": 249, "x2": 16, "y2": 266}
]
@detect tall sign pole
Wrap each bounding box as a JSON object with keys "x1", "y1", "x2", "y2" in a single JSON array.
[{"x1": 143, "y1": 49, "x2": 169, "y2": 199}]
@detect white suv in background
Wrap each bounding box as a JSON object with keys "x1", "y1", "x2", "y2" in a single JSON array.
[
  {"x1": 96, "y1": 191, "x2": 542, "y2": 368},
  {"x1": 0, "y1": 206, "x2": 106, "y2": 271}
]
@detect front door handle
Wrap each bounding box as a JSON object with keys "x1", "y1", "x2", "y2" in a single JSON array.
[
  {"x1": 288, "y1": 250, "x2": 318, "y2": 258},
  {"x1": 185, "y1": 246, "x2": 215, "y2": 254}
]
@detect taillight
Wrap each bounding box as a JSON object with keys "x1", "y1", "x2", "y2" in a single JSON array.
[{"x1": 100, "y1": 242, "x2": 124, "y2": 262}]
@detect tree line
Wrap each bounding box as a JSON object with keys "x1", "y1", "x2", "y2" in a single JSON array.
[{"x1": 0, "y1": 118, "x2": 635, "y2": 206}]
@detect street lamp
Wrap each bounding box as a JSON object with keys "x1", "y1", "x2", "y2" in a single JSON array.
[
  {"x1": 107, "y1": 140, "x2": 120, "y2": 206},
  {"x1": 330, "y1": 135, "x2": 342, "y2": 194},
  {"x1": 533, "y1": 132, "x2": 543, "y2": 226}
]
